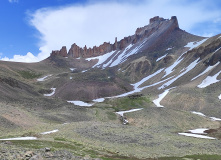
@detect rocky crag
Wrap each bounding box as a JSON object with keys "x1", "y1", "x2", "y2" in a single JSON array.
[{"x1": 50, "y1": 16, "x2": 179, "y2": 58}]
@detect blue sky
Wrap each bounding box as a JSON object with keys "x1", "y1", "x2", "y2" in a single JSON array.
[{"x1": 1, "y1": 0, "x2": 221, "y2": 62}]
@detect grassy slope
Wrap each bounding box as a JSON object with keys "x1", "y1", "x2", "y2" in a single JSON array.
[{"x1": 1, "y1": 35, "x2": 221, "y2": 159}]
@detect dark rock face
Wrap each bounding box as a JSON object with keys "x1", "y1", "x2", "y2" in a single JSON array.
[{"x1": 50, "y1": 16, "x2": 180, "y2": 58}]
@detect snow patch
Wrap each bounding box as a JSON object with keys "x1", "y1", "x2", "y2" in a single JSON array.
[
  {"x1": 70, "y1": 68, "x2": 76, "y2": 71},
  {"x1": 0, "y1": 137, "x2": 37, "y2": 140},
  {"x1": 133, "y1": 68, "x2": 164, "y2": 89},
  {"x1": 37, "y1": 75, "x2": 52, "y2": 82},
  {"x1": 153, "y1": 88, "x2": 174, "y2": 107},
  {"x1": 41, "y1": 129, "x2": 59, "y2": 135},
  {"x1": 191, "y1": 111, "x2": 221, "y2": 122},
  {"x1": 70, "y1": 77, "x2": 72, "y2": 79},
  {"x1": 162, "y1": 38, "x2": 207, "y2": 79},
  {"x1": 191, "y1": 111, "x2": 206, "y2": 117},
  {"x1": 81, "y1": 70, "x2": 88, "y2": 73},
  {"x1": 110, "y1": 44, "x2": 133, "y2": 67},
  {"x1": 219, "y1": 94, "x2": 221, "y2": 99},
  {"x1": 210, "y1": 117, "x2": 221, "y2": 121},
  {"x1": 67, "y1": 100, "x2": 93, "y2": 107},
  {"x1": 214, "y1": 46, "x2": 221, "y2": 53},
  {"x1": 159, "y1": 58, "x2": 200, "y2": 89},
  {"x1": 121, "y1": 39, "x2": 147, "y2": 63},
  {"x1": 156, "y1": 54, "x2": 168, "y2": 62},
  {"x1": 162, "y1": 53, "x2": 185, "y2": 78},
  {"x1": 112, "y1": 88, "x2": 142, "y2": 98},
  {"x1": 114, "y1": 75, "x2": 173, "y2": 98},
  {"x1": 185, "y1": 38, "x2": 208, "y2": 50},
  {"x1": 110, "y1": 39, "x2": 147, "y2": 67},
  {"x1": 92, "y1": 98, "x2": 105, "y2": 103},
  {"x1": 86, "y1": 50, "x2": 115, "y2": 68},
  {"x1": 116, "y1": 108, "x2": 143, "y2": 117},
  {"x1": 191, "y1": 62, "x2": 220, "y2": 81},
  {"x1": 103, "y1": 51, "x2": 120, "y2": 68},
  {"x1": 188, "y1": 128, "x2": 208, "y2": 134},
  {"x1": 44, "y1": 88, "x2": 56, "y2": 96},
  {"x1": 166, "y1": 47, "x2": 172, "y2": 51},
  {"x1": 197, "y1": 70, "x2": 221, "y2": 88},
  {"x1": 178, "y1": 133, "x2": 215, "y2": 140}
]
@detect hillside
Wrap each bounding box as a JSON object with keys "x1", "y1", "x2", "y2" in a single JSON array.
[{"x1": 0, "y1": 16, "x2": 221, "y2": 159}]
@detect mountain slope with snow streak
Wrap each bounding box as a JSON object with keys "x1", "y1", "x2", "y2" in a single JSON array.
[{"x1": 2, "y1": 16, "x2": 221, "y2": 159}]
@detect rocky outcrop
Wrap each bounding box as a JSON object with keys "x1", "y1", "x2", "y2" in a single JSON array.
[
  {"x1": 50, "y1": 46, "x2": 68, "y2": 57},
  {"x1": 68, "y1": 41, "x2": 117, "y2": 58},
  {"x1": 185, "y1": 38, "x2": 221, "y2": 66},
  {"x1": 0, "y1": 145, "x2": 102, "y2": 160},
  {"x1": 149, "y1": 16, "x2": 165, "y2": 24},
  {"x1": 50, "y1": 16, "x2": 180, "y2": 58}
]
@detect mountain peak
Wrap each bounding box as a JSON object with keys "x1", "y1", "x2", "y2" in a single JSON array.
[
  {"x1": 50, "y1": 16, "x2": 180, "y2": 58},
  {"x1": 149, "y1": 16, "x2": 165, "y2": 23}
]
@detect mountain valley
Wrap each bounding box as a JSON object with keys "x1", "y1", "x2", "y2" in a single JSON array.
[{"x1": 0, "y1": 16, "x2": 221, "y2": 159}]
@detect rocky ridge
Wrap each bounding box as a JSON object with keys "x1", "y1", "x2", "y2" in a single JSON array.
[{"x1": 50, "y1": 16, "x2": 179, "y2": 58}]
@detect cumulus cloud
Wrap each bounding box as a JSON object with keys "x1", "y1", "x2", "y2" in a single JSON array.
[
  {"x1": 1, "y1": 52, "x2": 39, "y2": 63},
  {"x1": 3, "y1": 0, "x2": 221, "y2": 62}
]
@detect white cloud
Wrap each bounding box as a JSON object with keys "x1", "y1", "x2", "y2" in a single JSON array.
[
  {"x1": 8, "y1": 0, "x2": 19, "y2": 3},
  {"x1": 3, "y1": 0, "x2": 221, "y2": 62},
  {"x1": 1, "y1": 52, "x2": 39, "y2": 63}
]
